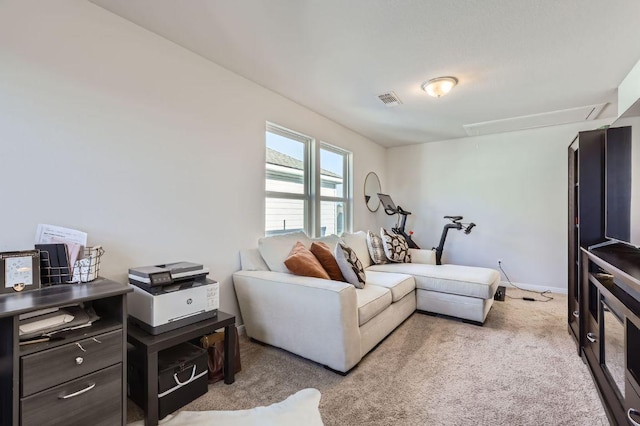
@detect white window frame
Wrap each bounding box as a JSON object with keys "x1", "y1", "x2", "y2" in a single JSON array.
[
  {"x1": 266, "y1": 123, "x2": 312, "y2": 235},
  {"x1": 315, "y1": 142, "x2": 352, "y2": 236},
  {"x1": 265, "y1": 123, "x2": 352, "y2": 237}
]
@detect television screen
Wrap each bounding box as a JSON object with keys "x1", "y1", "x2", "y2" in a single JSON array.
[{"x1": 606, "y1": 99, "x2": 640, "y2": 247}]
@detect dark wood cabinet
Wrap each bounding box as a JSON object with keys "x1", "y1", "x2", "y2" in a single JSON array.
[
  {"x1": 567, "y1": 124, "x2": 640, "y2": 425},
  {"x1": 0, "y1": 279, "x2": 131, "y2": 426}
]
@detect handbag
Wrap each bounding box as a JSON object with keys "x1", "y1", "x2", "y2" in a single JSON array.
[{"x1": 200, "y1": 328, "x2": 241, "y2": 383}]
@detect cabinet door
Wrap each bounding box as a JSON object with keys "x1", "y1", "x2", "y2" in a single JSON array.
[{"x1": 568, "y1": 144, "x2": 580, "y2": 346}]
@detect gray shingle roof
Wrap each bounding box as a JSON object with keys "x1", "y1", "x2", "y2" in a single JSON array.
[{"x1": 266, "y1": 147, "x2": 341, "y2": 179}]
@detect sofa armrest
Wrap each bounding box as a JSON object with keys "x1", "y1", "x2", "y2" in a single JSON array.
[
  {"x1": 409, "y1": 248, "x2": 436, "y2": 265},
  {"x1": 232, "y1": 270, "x2": 361, "y2": 373}
]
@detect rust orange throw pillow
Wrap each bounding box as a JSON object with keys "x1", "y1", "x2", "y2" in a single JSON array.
[
  {"x1": 310, "y1": 242, "x2": 346, "y2": 282},
  {"x1": 284, "y1": 242, "x2": 330, "y2": 279}
]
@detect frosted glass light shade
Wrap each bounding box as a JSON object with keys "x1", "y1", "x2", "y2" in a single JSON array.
[{"x1": 421, "y1": 77, "x2": 458, "y2": 98}]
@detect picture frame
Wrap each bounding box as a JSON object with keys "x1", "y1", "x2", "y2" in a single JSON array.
[{"x1": 0, "y1": 250, "x2": 41, "y2": 294}]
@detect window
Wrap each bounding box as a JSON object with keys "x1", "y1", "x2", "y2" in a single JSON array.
[
  {"x1": 265, "y1": 123, "x2": 351, "y2": 237},
  {"x1": 319, "y1": 144, "x2": 349, "y2": 236}
]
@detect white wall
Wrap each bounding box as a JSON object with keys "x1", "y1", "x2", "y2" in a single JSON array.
[
  {"x1": 386, "y1": 120, "x2": 611, "y2": 293},
  {"x1": 0, "y1": 0, "x2": 387, "y2": 321},
  {"x1": 619, "y1": 57, "x2": 640, "y2": 117}
]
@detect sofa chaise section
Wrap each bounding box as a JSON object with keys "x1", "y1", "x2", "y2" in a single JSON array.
[{"x1": 367, "y1": 263, "x2": 500, "y2": 324}]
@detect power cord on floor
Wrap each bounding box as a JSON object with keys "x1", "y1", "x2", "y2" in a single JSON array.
[{"x1": 498, "y1": 261, "x2": 554, "y2": 302}]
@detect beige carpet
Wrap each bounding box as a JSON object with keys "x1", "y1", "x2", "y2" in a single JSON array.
[{"x1": 128, "y1": 289, "x2": 608, "y2": 425}]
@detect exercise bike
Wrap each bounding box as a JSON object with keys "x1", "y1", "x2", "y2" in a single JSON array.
[
  {"x1": 433, "y1": 216, "x2": 475, "y2": 265},
  {"x1": 377, "y1": 193, "x2": 420, "y2": 248},
  {"x1": 377, "y1": 194, "x2": 475, "y2": 263}
]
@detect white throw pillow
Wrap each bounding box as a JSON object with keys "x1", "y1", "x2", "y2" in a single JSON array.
[
  {"x1": 258, "y1": 231, "x2": 312, "y2": 273},
  {"x1": 311, "y1": 234, "x2": 341, "y2": 253},
  {"x1": 334, "y1": 242, "x2": 366, "y2": 288},
  {"x1": 380, "y1": 228, "x2": 412, "y2": 263},
  {"x1": 366, "y1": 230, "x2": 388, "y2": 265},
  {"x1": 239, "y1": 249, "x2": 270, "y2": 271},
  {"x1": 134, "y1": 388, "x2": 323, "y2": 426},
  {"x1": 340, "y1": 231, "x2": 372, "y2": 268}
]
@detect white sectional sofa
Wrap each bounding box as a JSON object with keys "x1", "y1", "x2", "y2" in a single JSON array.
[{"x1": 233, "y1": 231, "x2": 500, "y2": 374}]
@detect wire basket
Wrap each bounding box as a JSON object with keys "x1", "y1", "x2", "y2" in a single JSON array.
[
  {"x1": 72, "y1": 246, "x2": 104, "y2": 283},
  {"x1": 39, "y1": 245, "x2": 103, "y2": 284}
]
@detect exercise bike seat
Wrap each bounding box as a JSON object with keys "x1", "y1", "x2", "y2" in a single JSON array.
[{"x1": 444, "y1": 215, "x2": 463, "y2": 222}]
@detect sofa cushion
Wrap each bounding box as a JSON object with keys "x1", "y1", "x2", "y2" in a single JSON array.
[
  {"x1": 259, "y1": 231, "x2": 312, "y2": 273},
  {"x1": 409, "y1": 248, "x2": 436, "y2": 265},
  {"x1": 335, "y1": 242, "x2": 366, "y2": 288},
  {"x1": 310, "y1": 242, "x2": 345, "y2": 282},
  {"x1": 311, "y1": 234, "x2": 341, "y2": 253},
  {"x1": 340, "y1": 231, "x2": 372, "y2": 268},
  {"x1": 365, "y1": 270, "x2": 415, "y2": 302},
  {"x1": 240, "y1": 249, "x2": 270, "y2": 271},
  {"x1": 380, "y1": 228, "x2": 411, "y2": 263},
  {"x1": 356, "y1": 284, "x2": 392, "y2": 326},
  {"x1": 285, "y1": 242, "x2": 331, "y2": 280},
  {"x1": 366, "y1": 231, "x2": 388, "y2": 265},
  {"x1": 366, "y1": 263, "x2": 499, "y2": 299}
]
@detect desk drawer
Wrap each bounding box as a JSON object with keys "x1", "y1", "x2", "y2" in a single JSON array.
[
  {"x1": 21, "y1": 329, "x2": 122, "y2": 396},
  {"x1": 21, "y1": 364, "x2": 121, "y2": 426}
]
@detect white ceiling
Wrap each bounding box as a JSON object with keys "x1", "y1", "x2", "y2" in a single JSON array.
[{"x1": 89, "y1": 0, "x2": 640, "y2": 147}]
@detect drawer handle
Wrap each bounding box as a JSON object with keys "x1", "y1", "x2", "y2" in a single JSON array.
[
  {"x1": 58, "y1": 383, "x2": 96, "y2": 400},
  {"x1": 76, "y1": 343, "x2": 86, "y2": 352},
  {"x1": 586, "y1": 332, "x2": 597, "y2": 343},
  {"x1": 628, "y1": 408, "x2": 640, "y2": 426},
  {"x1": 92, "y1": 337, "x2": 102, "y2": 344},
  {"x1": 75, "y1": 357, "x2": 83, "y2": 365},
  {"x1": 572, "y1": 311, "x2": 579, "y2": 318}
]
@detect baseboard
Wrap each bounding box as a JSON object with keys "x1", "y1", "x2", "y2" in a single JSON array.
[{"x1": 501, "y1": 281, "x2": 567, "y2": 295}]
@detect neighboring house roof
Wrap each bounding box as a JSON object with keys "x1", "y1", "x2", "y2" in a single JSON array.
[{"x1": 266, "y1": 147, "x2": 341, "y2": 178}]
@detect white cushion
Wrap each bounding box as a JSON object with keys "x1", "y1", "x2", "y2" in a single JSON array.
[
  {"x1": 133, "y1": 388, "x2": 323, "y2": 426},
  {"x1": 408, "y1": 248, "x2": 436, "y2": 265},
  {"x1": 365, "y1": 270, "x2": 415, "y2": 302},
  {"x1": 367, "y1": 263, "x2": 499, "y2": 299},
  {"x1": 258, "y1": 231, "x2": 311, "y2": 273},
  {"x1": 334, "y1": 242, "x2": 366, "y2": 288},
  {"x1": 340, "y1": 231, "x2": 372, "y2": 268},
  {"x1": 356, "y1": 285, "x2": 392, "y2": 326},
  {"x1": 311, "y1": 234, "x2": 341, "y2": 253},
  {"x1": 240, "y1": 249, "x2": 269, "y2": 271}
]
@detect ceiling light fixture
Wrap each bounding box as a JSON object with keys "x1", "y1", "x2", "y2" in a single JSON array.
[{"x1": 421, "y1": 76, "x2": 458, "y2": 98}]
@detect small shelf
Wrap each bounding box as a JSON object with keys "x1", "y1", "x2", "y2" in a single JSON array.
[{"x1": 19, "y1": 318, "x2": 122, "y2": 356}]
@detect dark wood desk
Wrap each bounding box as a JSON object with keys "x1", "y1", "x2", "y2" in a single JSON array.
[
  {"x1": 0, "y1": 280, "x2": 131, "y2": 426},
  {"x1": 127, "y1": 311, "x2": 236, "y2": 426}
]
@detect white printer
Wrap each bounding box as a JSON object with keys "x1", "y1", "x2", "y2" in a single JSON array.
[{"x1": 127, "y1": 262, "x2": 219, "y2": 335}]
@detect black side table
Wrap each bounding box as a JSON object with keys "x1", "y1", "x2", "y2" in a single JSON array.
[{"x1": 127, "y1": 311, "x2": 236, "y2": 426}]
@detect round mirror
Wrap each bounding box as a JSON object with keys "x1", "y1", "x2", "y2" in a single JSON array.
[{"x1": 364, "y1": 172, "x2": 381, "y2": 212}]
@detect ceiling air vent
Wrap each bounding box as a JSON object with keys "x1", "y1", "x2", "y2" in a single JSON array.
[{"x1": 378, "y1": 92, "x2": 402, "y2": 107}]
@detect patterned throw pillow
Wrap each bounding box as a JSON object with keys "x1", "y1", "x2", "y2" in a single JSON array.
[
  {"x1": 380, "y1": 228, "x2": 412, "y2": 263},
  {"x1": 366, "y1": 230, "x2": 388, "y2": 265},
  {"x1": 284, "y1": 242, "x2": 331, "y2": 279},
  {"x1": 334, "y1": 242, "x2": 366, "y2": 289}
]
